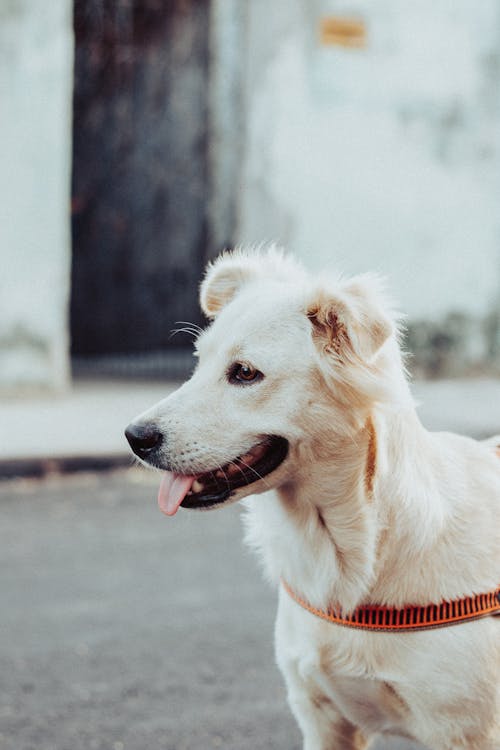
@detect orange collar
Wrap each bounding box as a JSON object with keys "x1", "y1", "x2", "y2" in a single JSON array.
[{"x1": 282, "y1": 579, "x2": 500, "y2": 632}]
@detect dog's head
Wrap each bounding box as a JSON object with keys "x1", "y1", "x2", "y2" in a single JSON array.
[{"x1": 125, "y1": 247, "x2": 401, "y2": 515}]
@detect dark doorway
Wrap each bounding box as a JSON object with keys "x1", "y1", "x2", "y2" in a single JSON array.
[{"x1": 71, "y1": 0, "x2": 211, "y2": 376}]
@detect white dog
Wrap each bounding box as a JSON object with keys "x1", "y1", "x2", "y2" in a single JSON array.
[{"x1": 125, "y1": 248, "x2": 500, "y2": 750}]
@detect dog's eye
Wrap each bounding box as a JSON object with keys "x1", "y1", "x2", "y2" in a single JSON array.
[{"x1": 228, "y1": 363, "x2": 264, "y2": 385}]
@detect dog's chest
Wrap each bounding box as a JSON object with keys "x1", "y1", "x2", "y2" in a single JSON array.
[{"x1": 275, "y1": 595, "x2": 411, "y2": 735}]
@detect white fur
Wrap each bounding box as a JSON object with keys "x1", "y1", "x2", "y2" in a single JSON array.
[{"x1": 132, "y1": 247, "x2": 500, "y2": 749}]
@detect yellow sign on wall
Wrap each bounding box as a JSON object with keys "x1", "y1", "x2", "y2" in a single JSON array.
[{"x1": 320, "y1": 17, "x2": 367, "y2": 48}]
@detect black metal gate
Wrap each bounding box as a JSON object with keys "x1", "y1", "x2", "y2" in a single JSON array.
[{"x1": 71, "y1": 0, "x2": 212, "y2": 377}]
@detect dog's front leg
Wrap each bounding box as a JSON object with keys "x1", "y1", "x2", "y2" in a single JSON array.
[
  {"x1": 283, "y1": 671, "x2": 369, "y2": 750},
  {"x1": 275, "y1": 596, "x2": 371, "y2": 750},
  {"x1": 277, "y1": 636, "x2": 369, "y2": 750}
]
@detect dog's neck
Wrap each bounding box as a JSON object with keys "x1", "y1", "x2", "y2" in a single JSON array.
[{"x1": 244, "y1": 401, "x2": 442, "y2": 614}]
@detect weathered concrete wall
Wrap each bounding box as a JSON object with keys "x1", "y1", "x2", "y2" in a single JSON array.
[
  {"x1": 208, "y1": 0, "x2": 247, "y2": 256},
  {"x1": 2, "y1": 0, "x2": 497, "y2": 386},
  {"x1": 238, "y1": 0, "x2": 500, "y2": 375},
  {"x1": 0, "y1": 0, "x2": 73, "y2": 390}
]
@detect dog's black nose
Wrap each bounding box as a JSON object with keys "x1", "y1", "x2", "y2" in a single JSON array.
[{"x1": 125, "y1": 422, "x2": 163, "y2": 458}]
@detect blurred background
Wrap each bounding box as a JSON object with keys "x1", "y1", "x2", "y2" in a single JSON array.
[
  {"x1": 1, "y1": 0, "x2": 500, "y2": 389},
  {"x1": 0, "y1": 2, "x2": 499, "y2": 749}
]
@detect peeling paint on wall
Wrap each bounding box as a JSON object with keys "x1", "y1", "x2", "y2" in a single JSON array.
[
  {"x1": 0, "y1": 0, "x2": 73, "y2": 391},
  {"x1": 0, "y1": 325, "x2": 50, "y2": 390},
  {"x1": 238, "y1": 0, "x2": 500, "y2": 373},
  {"x1": 407, "y1": 306, "x2": 500, "y2": 378}
]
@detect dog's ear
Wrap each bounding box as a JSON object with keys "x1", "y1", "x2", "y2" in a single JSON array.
[
  {"x1": 200, "y1": 245, "x2": 301, "y2": 318},
  {"x1": 307, "y1": 275, "x2": 394, "y2": 363},
  {"x1": 200, "y1": 251, "x2": 260, "y2": 318}
]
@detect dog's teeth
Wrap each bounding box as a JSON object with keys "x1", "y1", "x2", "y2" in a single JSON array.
[
  {"x1": 250, "y1": 443, "x2": 267, "y2": 460},
  {"x1": 215, "y1": 470, "x2": 225, "y2": 478},
  {"x1": 239, "y1": 444, "x2": 266, "y2": 465},
  {"x1": 192, "y1": 479, "x2": 204, "y2": 493},
  {"x1": 241, "y1": 450, "x2": 257, "y2": 464}
]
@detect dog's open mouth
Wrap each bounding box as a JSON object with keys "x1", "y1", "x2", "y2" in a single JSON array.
[{"x1": 158, "y1": 436, "x2": 289, "y2": 516}]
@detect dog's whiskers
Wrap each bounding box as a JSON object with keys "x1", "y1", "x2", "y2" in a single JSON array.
[
  {"x1": 215, "y1": 461, "x2": 232, "y2": 490},
  {"x1": 170, "y1": 321, "x2": 204, "y2": 341},
  {"x1": 232, "y1": 458, "x2": 272, "y2": 490},
  {"x1": 176, "y1": 320, "x2": 203, "y2": 334},
  {"x1": 177, "y1": 320, "x2": 203, "y2": 335},
  {"x1": 170, "y1": 327, "x2": 200, "y2": 341}
]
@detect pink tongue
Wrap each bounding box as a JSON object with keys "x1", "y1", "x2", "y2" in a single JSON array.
[{"x1": 158, "y1": 472, "x2": 195, "y2": 516}]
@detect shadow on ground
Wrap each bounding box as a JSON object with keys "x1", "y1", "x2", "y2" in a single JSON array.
[{"x1": 0, "y1": 470, "x2": 424, "y2": 750}]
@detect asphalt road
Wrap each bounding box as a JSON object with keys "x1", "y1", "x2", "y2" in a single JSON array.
[{"x1": 0, "y1": 470, "x2": 424, "y2": 750}]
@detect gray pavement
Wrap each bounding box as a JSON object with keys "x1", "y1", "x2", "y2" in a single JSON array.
[
  {"x1": 0, "y1": 470, "x2": 424, "y2": 750},
  {"x1": 1, "y1": 376, "x2": 498, "y2": 749}
]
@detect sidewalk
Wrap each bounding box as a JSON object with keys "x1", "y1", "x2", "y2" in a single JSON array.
[
  {"x1": 0, "y1": 380, "x2": 174, "y2": 477},
  {"x1": 0, "y1": 378, "x2": 499, "y2": 477}
]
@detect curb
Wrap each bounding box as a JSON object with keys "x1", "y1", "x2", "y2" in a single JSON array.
[{"x1": 0, "y1": 453, "x2": 133, "y2": 480}]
